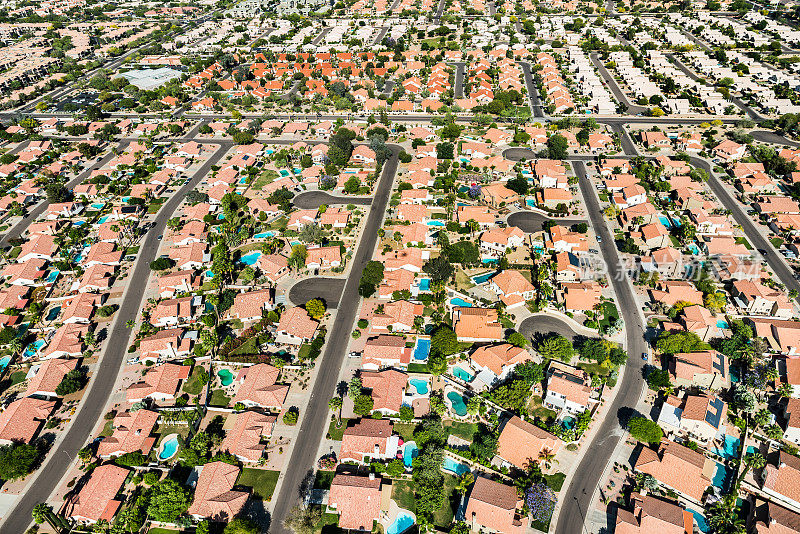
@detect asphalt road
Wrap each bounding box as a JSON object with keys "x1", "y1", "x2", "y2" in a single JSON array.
[
  {"x1": 506, "y1": 211, "x2": 585, "y2": 233},
  {"x1": 555, "y1": 160, "x2": 648, "y2": 534},
  {"x1": 690, "y1": 156, "x2": 800, "y2": 300},
  {"x1": 0, "y1": 144, "x2": 226, "y2": 534},
  {"x1": 292, "y1": 191, "x2": 372, "y2": 210},
  {"x1": 451, "y1": 62, "x2": 466, "y2": 99},
  {"x1": 518, "y1": 314, "x2": 590, "y2": 344},
  {"x1": 589, "y1": 54, "x2": 648, "y2": 115},
  {"x1": 288, "y1": 277, "x2": 346, "y2": 308},
  {"x1": 268, "y1": 146, "x2": 400, "y2": 534},
  {"x1": 503, "y1": 147, "x2": 537, "y2": 161},
  {"x1": 517, "y1": 62, "x2": 546, "y2": 119},
  {"x1": 0, "y1": 142, "x2": 129, "y2": 249}
]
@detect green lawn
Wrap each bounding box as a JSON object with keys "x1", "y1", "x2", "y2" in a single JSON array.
[
  {"x1": 598, "y1": 301, "x2": 619, "y2": 330},
  {"x1": 771, "y1": 236, "x2": 785, "y2": 248},
  {"x1": 147, "y1": 529, "x2": 180, "y2": 534},
  {"x1": 578, "y1": 362, "x2": 611, "y2": 377},
  {"x1": 434, "y1": 474, "x2": 459, "y2": 528},
  {"x1": 544, "y1": 472, "x2": 566, "y2": 492},
  {"x1": 182, "y1": 367, "x2": 206, "y2": 395},
  {"x1": 314, "y1": 469, "x2": 334, "y2": 490},
  {"x1": 393, "y1": 422, "x2": 416, "y2": 442},
  {"x1": 327, "y1": 418, "x2": 349, "y2": 441},
  {"x1": 444, "y1": 421, "x2": 478, "y2": 441},
  {"x1": 209, "y1": 389, "x2": 231, "y2": 407},
  {"x1": 231, "y1": 337, "x2": 259, "y2": 356},
  {"x1": 252, "y1": 169, "x2": 280, "y2": 190},
  {"x1": 735, "y1": 236, "x2": 753, "y2": 250},
  {"x1": 237, "y1": 468, "x2": 280, "y2": 501},
  {"x1": 390, "y1": 479, "x2": 416, "y2": 512},
  {"x1": 9, "y1": 371, "x2": 26, "y2": 385},
  {"x1": 407, "y1": 363, "x2": 430, "y2": 374},
  {"x1": 297, "y1": 343, "x2": 312, "y2": 360}
]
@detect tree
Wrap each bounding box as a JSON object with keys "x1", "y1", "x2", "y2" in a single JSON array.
[
  {"x1": 305, "y1": 299, "x2": 326, "y2": 320},
  {"x1": 0, "y1": 443, "x2": 40, "y2": 480},
  {"x1": 655, "y1": 331, "x2": 710, "y2": 355},
  {"x1": 646, "y1": 368, "x2": 672, "y2": 390},
  {"x1": 224, "y1": 518, "x2": 260, "y2": 534},
  {"x1": 45, "y1": 183, "x2": 69, "y2": 204},
  {"x1": 399, "y1": 405, "x2": 415, "y2": 421},
  {"x1": 55, "y1": 368, "x2": 87, "y2": 396},
  {"x1": 284, "y1": 505, "x2": 322, "y2": 534},
  {"x1": 149, "y1": 257, "x2": 174, "y2": 271},
  {"x1": 436, "y1": 142, "x2": 454, "y2": 159},
  {"x1": 431, "y1": 326, "x2": 459, "y2": 357},
  {"x1": 343, "y1": 176, "x2": 361, "y2": 194},
  {"x1": 385, "y1": 459, "x2": 405, "y2": 477},
  {"x1": 146, "y1": 479, "x2": 190, "y2": 523},
  {"x1": 328, "y1": 396, "x2": 343, "y2": 425},
  {"x1": 507, "y1": 331, "x2": 528, "y2": 347},
  {"x1": 470, "y1": 426, "x2": 498, "y2": 461},
  {"x1": 288, "y1": 244, "x2": 308, "y2": 271},
  {"x1": 423, "y1": 255, "x2": 453, "y2": 285},
  {"x1": 31, "y1": 503, "x2": 50, "y2": 524},
  {"x1": 353, "y1": 394, "x2": 374, "y2": 416},
  {"x1": 546, "y1": 134, "x2": 568, "y2": 160},
  {"x1": 628, "y1": 417, "x2": 663, "y2": 444},
  {"x1": 704, "y1": 291, "x2": 726, "y2": 312},
  {"x1": 359, "y1": 261, "x2": 385, "y2": 297},
  {"x1": 536, "y1": 334, "x2": 574, "y2": 362}
]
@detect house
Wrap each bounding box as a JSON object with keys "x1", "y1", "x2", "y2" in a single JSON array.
[
  {"x1": 232, "y1": 364, "x2": 288, "y2": 410},
  {"x1": 275, "y1": 307, "x2": 318, "y2": 345},
  {"x1": 363, "y1": 300, "x2": 422, "y2": 333},
  {"x1": 0, "y1": 397, "x2": 55, "y2": 444},
  {"x1": 543, "y1": 364, "x2": 593, "y2": 414},
  {"x1": 669, "y1": 350, "x2": 728, "y2": 390},
  {"x1": 340, "y1": 418, "x2": 399, "y2": 463},
  {"x1": 634, "y1": 440, "x2": 714, "y2": 503},
  {"x1": 187, "y1": 462, "x2": 249, "y2": 521},
  {"x1": 561, "y1": 282, "x2": 602, "y2": 313},
  {"x1": 139, "y1": 329, "x2": 193, "y2": 361},
  {"x1": 479, "y1": 227, "x2": 525, "y2": 254},
  {"x1": 650, "y1": 281, "x2": 704, "y2": 308},
  {"x1": 96, "y1": 409, "x2": 159, "y2": 458},
  {"x1": 732, "y1": 280, "x2": 794, "y2": 319},
  {"x1": 485, "y1": 270, "x2": 535, "y2": 308},
  {"x1": 615, "y1": 493, "x2": 694, "y2": 534},
  {"x1": 25, "y1": 358, "x2": 79, "y2": 398},
  {"x1": 752, "y1": 501, "x2": 800, "y2": 534},
  {"x1": 125, "y1": 363, "x2": 190, "y2": 404},
  {"x1": 470, "y1": 344, "x2": 533, "y2": 385},
  {"x1": 465, "y1": 477, "x2": 524, "y2": 534},
  {"x1": 221, "y1": 411, "x2": 277, "y2": 463},
  {"x1": 63, "y1": 464, "x2": 129, "y2": 524},
  {"x1": 554, "y1": 252, "x2": 582, "y2": 283},
  {"x1": 226, "y1": 289, "x2": 274, "y2": 322},
  {"x1": 713, "y1": 139, "x2": 747, "y2": 162},
  {"x1": 150, "y1": 296, "x2": 200, "y2": 327},
  {"x1": 761, "y1": 451, "x2": 800, "y2": 511},
  {"x1": 361, "y1": 369, "x2": 408, "y2": 414},
  {"x1": 495, "y1": 415, "x2": 561, "y2": 471},
  {"x1": 41, "y1": 323, "x2": 89, "y2": 359},
  {"x1": 327, "y1": 473, "x2": 382, "y2": 531},
  {"x1": 453, "y1": 307, "x2": 503, "y2": 342},
  {"x1": 482, "y1": 183, "x2": 518, "y2": 208},
  {"x1": 657, "y1": 393, "x2": 727, "y2": 444},
  {"x1": 362, "y1": 335, "x2": 411, "y2": 369},
  {"x1": 306, "y1": 246, "x2": 342, "y2": 270}
]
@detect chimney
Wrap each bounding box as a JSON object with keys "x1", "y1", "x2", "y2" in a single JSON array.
[{"x1": 369, "y1": 472, "x2": 375, "y2": 481}]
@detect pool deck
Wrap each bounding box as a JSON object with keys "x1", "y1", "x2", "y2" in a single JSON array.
[{"x1": 380, "y1": 494, "x2": 416, "y2": 534}]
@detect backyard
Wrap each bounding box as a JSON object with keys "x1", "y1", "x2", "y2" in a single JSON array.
[{"x1": 237, "y1": 468, "x2": 280, "y2": 501}]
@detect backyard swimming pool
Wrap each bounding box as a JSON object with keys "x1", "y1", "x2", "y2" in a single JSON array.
[
  {"x1": 158, "y1": 435, "x2": 179, "y2": 460},
  {"x1": 409, "y1": 378, "x2": 429, "y2": 395},
  {"x1": 23, "y1": 339, "x2": 45, "y2": 358},
  {"x1": 0, "y1": 356, "x2": 10, "y2": 372},
  {"x1": 686, "y1": 508, "x2": 709, "y2": 533},
  {"x1": 472, "y1": 272, "x2": 495, "y2": 285},
  {"x1": 218, "y1": 369, "x2": 234, "y2": 386},
  {"x1": 254, "y1": 231, "x2": 276, "y2": 239},
  {"x1": 426, "y1": 220, "x2": 446, "y2": 226},
  {"x1": 403, "y1": 442, "x2": 418, "y2": 468},
  {"x1": 413, "y1": 338, "x2": 430, "y2": 361},
  {"x1": 45, "y1": 306, "x2": 61, "y2": 321},
  {"x1": 450, "y1": 297, "x2": 472, "y2": 307},
  {"x1": 447, "y1": 391, "x2": 468, "y2": 416},
  {"x1": 418, "y1": 278, "x2": 430, "y2": 291},
  {"x1": 387, "y1": 511, "x2": 415, "y2": 534},
  {"x1": 713, "y1": 435, "x2": 740, "y2": 460},
  {"x1": 712, "y1": 462, "x2": 734, "y2": 492},
  {"x1": 717, "y1": 320, "x2": 729, "y2": 329},
  {"x1": 240, "y1": 252, "x2": 262, "y2": 265},
  {"x1": 442, "y1": 456, "x2": 470, "y2": 475},
  {"x1": 452, "y1": 366, "x2": 473, "y2": 382}
]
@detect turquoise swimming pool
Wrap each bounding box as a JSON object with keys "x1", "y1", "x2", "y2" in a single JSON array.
[
  {"x1": 452, "y1": 366, "x2": 473, "y2": 382},
  {"x1": 158, "y1": 436, "x2": 179, "y2": 460},
  {"x1": 240, "y1": 252, "x2": 262, "y2": 265},
  {"x1": 442, "y1": 456, "x2": 470, "y2": 475},
  {"x1": 686, "y1": 508, "x2": 709, "y2": 533},
  {"x1": 472, "y1": 272, "x2": 494, "y2": 285},
  {"x1": 713, "y1": 435, "x2": 740, "y2": 459},
  {"x1": 387, "y1": 511, "x2": 414, "y2": 534},
  {"x1": 426, "y1": 220, "x2": 446, "y2": 226},
  {"x1": 409, "y1": 378, "x2": 429, "y2": 395},
  {"x1": 23, "y1": 339, "x2": 45, "y2": 358},
  {"x1": 418, "y1": 278, "x2": 430, "y2": 291},
  {"x1": 413, "y1": 338, "x2": 430, "y2": 361},
  {"x1": 218, "y1": 369, "x2": 234, "y2": 386},
  {"x1": 447, "y1": 391, "x2": 468, "y2": 416},
  {"x1": 450, "y1": 297, "x2": 472, "y2": 307},
  {"x1": 403, "y1": 442, "x2": 418, "y2": 468},
  {"x1": 254, "y1": 231, "x2": 275, "y2": 239}
]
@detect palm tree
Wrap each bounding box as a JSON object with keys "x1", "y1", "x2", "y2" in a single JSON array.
[
  {"x1": 328, "y1": 396, "x2": 343, "y2": 427},
  {"x1": 707, "y1": 495, "x2": 745, "y2": 534},
  {"x1": 455, "y1": 472, "x2": 474, "y2": 494},
  {"x1": 538, "y1": 448, "x2": 558, "y2": 470}
]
